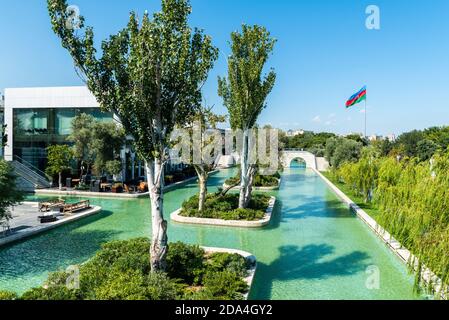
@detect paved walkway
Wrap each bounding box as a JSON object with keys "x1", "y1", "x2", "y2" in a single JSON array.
[{"x1": 0, "y1": 202, "x2": 102, "y2": 247}]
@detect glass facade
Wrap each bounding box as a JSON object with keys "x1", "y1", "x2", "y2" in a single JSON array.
[{"x1": 13, "y1": 108, "x2": 113, "y2": 171}]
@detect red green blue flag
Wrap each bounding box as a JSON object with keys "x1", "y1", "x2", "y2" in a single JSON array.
[{"x1": 346, "y1": 86, "x2": 367, "y2": 108}]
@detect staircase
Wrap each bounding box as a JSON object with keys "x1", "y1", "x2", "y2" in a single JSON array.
[{"x1": 11, "y1": 156, "x2": 51, "y2": 190}]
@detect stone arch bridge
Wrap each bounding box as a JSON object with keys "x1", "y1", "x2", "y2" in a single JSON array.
[{"x1": 280, "y1": 149, "x2": 317, "y2": 169}]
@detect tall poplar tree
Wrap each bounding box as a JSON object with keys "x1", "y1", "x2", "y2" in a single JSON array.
[
  {"x1": 48, "y1": 0, "x2": 218, "y2": 271},
  {"x1": 218, "y1": 25, "x2": 276, "y2": 208}
]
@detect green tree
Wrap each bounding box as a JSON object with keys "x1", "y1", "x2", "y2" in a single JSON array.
[
  {"x1": 90, "y1": 122, "x2": 126, "y2": 176},
  {"x1": 184, "y1": 107, "x2": 226, "y2": 212},
  {"x1": 395, "y1": 130, "x2": 425, "y2": 157},
  {"x1": 68, "y1": 114, "x2": 125, "y2": 177},
  {"x1": 325, "y1": 137, "x2": 362, "y2": 168},
  {"x1": 105, "y1": 160, "x2": 122, "y2": 182},
  {"x1": 48, "y1": 0, "x2": 218, "y2": 272},
  {"x1": 345, "y1": 134, "x2": 369, "y2": 146},
  {"x1": 423, "y1": 126, "x2": 449, "y2": 150},
  {"x1": 0, "y1": 160, "x2": 24, "y2": 223},
  {"x1": 67, "y1": 113, "x2": 95, "y2": 178},
  {"x1": 416, "y1": 139, "x2": 439, "y2": 162},
  {"x1": 218, "y1": 24, "x2": 276, "y2": 208},
  {"x1": 46, "y1": 145, "x2": 73, "y2": 190}
]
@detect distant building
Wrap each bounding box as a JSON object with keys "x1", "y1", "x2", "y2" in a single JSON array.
[
  {"x1": 2, "y1": 86, "x2": 193, "y2": 184},
  {"x1": 286, "y1": 129, "x2": 304, "y2": 137},
  {"x1": 368, "y1": 135, "x2": 383, "y2": 142},
  {"x1": 385, "y1": 134, "x2": 396, "y2": 142},
  {"x1": 3, "y1": 87, "x2": 114, "y2": 171}
]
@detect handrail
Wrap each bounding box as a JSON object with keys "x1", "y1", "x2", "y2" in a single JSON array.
[
  {"x1": 13, "y1": 155, "x2": 49, "y2": 181},
  {"x1": 11, "y1": 162, "x2": 51, "y2": 188},
  {"x1": 282, "y1": 149, "x2": 307, "y2": 152}
]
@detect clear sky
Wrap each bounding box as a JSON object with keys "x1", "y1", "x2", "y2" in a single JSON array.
[{"x1": 1, "y1": 0, "x2": 449, "y2": 136}]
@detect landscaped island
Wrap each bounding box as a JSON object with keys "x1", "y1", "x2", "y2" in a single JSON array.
[
  {"x1": 0, "y1": 239, "x2": 255, "y2": 300},
  {"x1": 224, "y1": 172, "x2": 281, "y2": 190},
  {"x1": 181, "y1": 193, "x2": 272, "y2": 221}
]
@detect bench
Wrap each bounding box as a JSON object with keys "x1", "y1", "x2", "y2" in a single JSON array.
[
  {"x1": 62, "y1": 200, "x2": 91, "y2": 215},
  {"x1": 38, "y1": 200, "x2": 66, "y2": 212}
]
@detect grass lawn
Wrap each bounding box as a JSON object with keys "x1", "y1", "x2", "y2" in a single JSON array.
[{"x1": 321, "y1": 171, "x2": 381, "y2": 219}]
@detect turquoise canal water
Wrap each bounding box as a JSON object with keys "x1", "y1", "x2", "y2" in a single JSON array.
[{"x1": 0, "y1": 167, "x2": 422, "y2": 299}]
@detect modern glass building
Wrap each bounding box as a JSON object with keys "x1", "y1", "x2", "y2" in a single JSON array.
[{"x1": 3, "y1": 87, "x2": 113, "y2": 171}]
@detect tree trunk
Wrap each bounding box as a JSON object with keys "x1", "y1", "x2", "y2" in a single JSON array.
[
  {"x1": 58, "y1": 172, "x2": 63, "y2": 191},
  {"x1": 239, "y1": 129, "x2": 250, "y2": 209},
  {"x1": 244, "y1": 165, "x2": 256, "y2": 207},
  {"x1": 146, "y1": 159, "x2": 168, "y2": 272},
  {"x1": 195, "y1": 165, "x2": 208, "y2": 213}
]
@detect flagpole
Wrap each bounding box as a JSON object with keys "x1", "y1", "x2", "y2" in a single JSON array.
[{"x1": 364, "y1": 98, "x2": 367, "y2": 138}]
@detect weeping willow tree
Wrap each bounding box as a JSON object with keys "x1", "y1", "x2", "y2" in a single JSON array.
[
  {"x1": 375, "y1": 153, "x2": 449, "y2": 296},
  {"x1": 336, "y1": 147, "x2": 380, "y2": 203},
  {"x1": 334, "y1": 151, "x2": 449, "y2": 297},
  {"x1": 48, "y1": 0, "x2": 218, "y2": 272}
]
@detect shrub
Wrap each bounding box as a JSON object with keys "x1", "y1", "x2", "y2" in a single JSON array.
[
  {"x1": 166, "y1": 242, "x2": 205, "y2": 285},
  {"x1": 89, "y1": 238, "x2": 151, "y2": 273},
  {"x1": 16, "y1": 238, "x2": 250, "y2": 301},
  {"x1": 181, "y1": 193, "x2": 270, "y2": 221},
  {"x1": 203, "y1": 271, "x2": 248, "y2": 300},
  {"x1": 93, "y1": 270, "x2": 181, "y2": 300},
  {"x1": 21, "y1": 286, "x2": 79, "y2": 300},
  {"x1": 0, "y1": 291, "x2": 18, "y2": 300},
  {"x1": 207, "y1": 253, "x2": 249, "y2": 277},
  {"x1": 145, "y1": 272, "x2": 184, "y2": 300},
  {"x1": 226, "y1": 171, "x2": 280, "y2": 187}
]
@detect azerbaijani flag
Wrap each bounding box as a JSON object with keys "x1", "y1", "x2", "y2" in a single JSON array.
[{"x1": 346, "y1": 86, "x2": 367, "y2": 108}]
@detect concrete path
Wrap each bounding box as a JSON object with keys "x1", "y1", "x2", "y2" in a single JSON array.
[{"x1": 0, "y1": 202, "x2": 102, "y2": 247}]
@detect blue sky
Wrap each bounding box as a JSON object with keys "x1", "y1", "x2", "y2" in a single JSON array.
[{"x1": 1, "y1": 0, "x2": 449, "y2": 135}]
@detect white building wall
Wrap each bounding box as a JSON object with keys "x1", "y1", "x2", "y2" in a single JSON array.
[{"x1": 3, "y1": 86, "x2": 99, "y2": 161}]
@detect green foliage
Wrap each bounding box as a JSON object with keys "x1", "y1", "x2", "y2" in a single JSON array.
[
  {"x1": 0, "y1": 291, "x2": 18, "y2": 300},
  {"x1": 0, "y1": 160, "x2": 24, "y2": 222},
  {"x1": 67, "y1": 113, "x2": 96, "y2": 170},
  {"x1": 48, "y1": 0, "x2": 218, "y2": 163},
  {"x1": 105, "y1": 160, "x2": 122, "y2": 177},
  {"x1": 93, "y1": 269, "x2": 181, "y2": 300},
  {"x1": 90, "y1": 122, "x2": 126, "y2": 175},
  {"x1": 372, "y1": 139, "x2": 394, "y2": 157},
  {"x1": 226, "y1": 170, "x2": 280, "y2": 187},
  {"x1": 166, "y1": 242, "x2": 205, "y2": 285},
  {"x1": 181, "y1": 193, "x2": 270, "y2": 220},
  {"x1": 206, "y1": 253, "x2": 249, "y2": 278},
  {"x1": 218, "y1": 24, "x2": 276, "y2": 131},
  {"x1": 395, "y1": 130, "x2": 425, "y2": 157},
  {"x1": 202, "y1": 271, "x2": 248, "y2": 300},
  {"x1": 416, "y1": 139, "x2": 439, "y2": 162},
  {"x1": 45, "y1": 144, "x2": 73, "y2": 177},
  {"x1": 333, "y1": 148, "x2": 379, "y2": 203},
  {"x1": 49, "y1": 0, "x2": 219, "y2": 271},
  {"x1": 21, "y1": 286, "x2": 79, "y2": 300},
  {"x1": 280, "y1": 131, "x2": 336, "y2": 153},
  {"x1": 19, "y1": 238, "x2": 250, "y2": 300},
  {"x1": 67, "y1": 114, "x2": 125, "y2": 176},
  {"x1": 325, "y1": 137, "x2": 362, "y2": 168},
  {"x1": 345, "y1": 134, "x2": 369, "y2": 146},
  {"x1": 332, "y1": 151, "x2": 449, "y2": 296}
]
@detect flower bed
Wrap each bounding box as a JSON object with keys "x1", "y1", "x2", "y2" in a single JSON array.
[{"x1": 0, "y1": 239, "x2": 256, "y2": 301}]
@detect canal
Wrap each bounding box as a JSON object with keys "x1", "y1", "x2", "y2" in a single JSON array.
[{"x1": 0, "y1": 167, "x2": 421, "y2": 299}]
